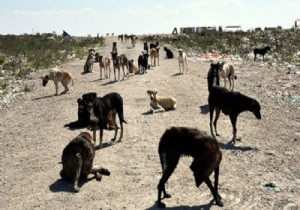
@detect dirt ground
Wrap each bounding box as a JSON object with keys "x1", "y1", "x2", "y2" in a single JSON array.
[{"x1": 0, "y1": 36, "x2": 299, "y2": 210}]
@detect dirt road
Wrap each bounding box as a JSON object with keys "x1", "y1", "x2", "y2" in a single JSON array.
[{"x1": 0, "y1": 36, "x2": 299, "y2": 210}]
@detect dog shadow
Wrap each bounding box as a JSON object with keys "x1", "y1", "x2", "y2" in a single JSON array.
[
  {"x1": 49, "y1": 177, "x2": 94, "y2": 193},
  {"x1": 95, "y1": 140, "x2": 121, "y2": 150},
  {"x1": 200, "y1": 104, "x2": 210, "y2": 114},
  {"x1": 141, "y1": 111, "x2": 153, "y2": 115},
  {"x1": 172, "y1": 73, "x2": 182, "y2": 76},
  {"x1": 145, "y1": 199, "x2": 214, "y2": 210},
  {"x1": 32, "y1": 94, "x2": 64, "y2": 100},
  {"x1": 219, "y1": 141, "x2": 255, "y2": 151},
  {"x1": 101, "y1": 80, "x2": 117, "y2": 86}
]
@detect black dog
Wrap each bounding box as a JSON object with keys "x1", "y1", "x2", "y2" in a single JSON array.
[
  {"x1": 209, "y1": 86, "x2": 261, "y2": 144},
  {"x1": 157, "y1": 127, "x2": 223, "y2": 208},
  {"x1": 82, "y1": 92, "x2": 127, "y2": 148},
  {"x1": 207, "y1": 62, "x2": 222, "y2": 92},
  {"x1": 64, "y1": 98, "x2": 115, "y2": 130},
  {"x1": 253, "y1": 45, "x2": 271, "y2": 61},
  {"x1": 163, "y1": 47, "x2": 174, "y2": 59}
]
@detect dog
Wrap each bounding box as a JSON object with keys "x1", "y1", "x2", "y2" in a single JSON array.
[
  {"x1": 111, "y1": 51, "x2": 129, "y2": 81},
  {"x1": 209, "y1": 86, "x2": 261, "y2": 144},
  {"x1": 82, "y1": 92, "x2": 127, "y2": 148},
  {"x1": 60, "y1": 132, "x2": 110, "y2": 192},
  {"x1": 207, "y1": 62, "x2": 222, "y2": 92},
  {"x1": 64, "y1": 98, "x2": 116, "y2": 130},
  {"x1": 178, "y1": 49, "x2": 188, "y2": 74},
  {"x1": 41, "y1": 67, "x2": 74, "y2": 95},
  {"x1": 95, "y1": 53, "x2": 111, "y2": 79},
  {"x1": 84, "y1": 51, "x2": 94, "y2": 73},
  {"x1": 219, "y1": 62, "x2": 237, "y2": 91},
  {"x1": 157, "y1": 127, "x2": 223, "y2": 208},
  {"x1": 163, "y1": 47, "x2": 174, "y2": 59}
]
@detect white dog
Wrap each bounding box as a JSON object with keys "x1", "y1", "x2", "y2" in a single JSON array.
[{"x1": 178, "y1": 49, "x2": 188, "y2": 74}]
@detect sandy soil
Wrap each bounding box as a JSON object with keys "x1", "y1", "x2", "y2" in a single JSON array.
[{"x1": 0, "y1": 36, "x2": 299, "y2": 210}]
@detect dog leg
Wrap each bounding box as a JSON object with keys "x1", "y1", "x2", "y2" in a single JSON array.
[
  {"x1": 61, "y1": 82, "x2": 69, "y2": 94},
  {"x1": 205, "y1": 178, "x2": 223, "y2": 207},
  {"x1": 229, "y1": 114, "x2": 238, "y2": 144},
  {"x1": 74, "y1": 153, "x2": 83, "y2": 193},
  {"x1": 93, "y1": 126, "x2": 97, "y2": 144},
  {"x1": 54, "y1": 81, "x2": 59, "y2": 95},
  {"x1": 157, "y1": 153, "x2": 179, "y2": 208},
  {"x1": 213, "y1": 108, "x2": 221, "y2": 137},
  {"x1": 111, "y1": 112, "x2": 118, "y2": 141},
  {"x1": 209, "y1": 106, "x2": 215, "y2": 138}
]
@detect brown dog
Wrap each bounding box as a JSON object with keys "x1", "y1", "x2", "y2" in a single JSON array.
[
  {"x1": 60, "y1": 132, "x2": 110, "y2": 192},
  {"x1": 41, "y1": 67, "x2": 74, "y2": 95}
]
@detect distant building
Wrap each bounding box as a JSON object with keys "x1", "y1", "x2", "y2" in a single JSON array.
[
  {"x1": 295, "y1": 19, "x2": 300, "y2": 29},
  {"x1": 180, "y1": 27, "x2": 196, "y2": 34},
  {"x1": 195, "y1": 26, "x2": 217, "y2": 33},
  {"x1": 225, "y1": 26, "x2": 241, "y2": 32}
]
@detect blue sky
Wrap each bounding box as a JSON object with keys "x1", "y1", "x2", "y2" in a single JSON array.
[{"x1": 0, "y1": 0, "x2": 299, "y2": 36}]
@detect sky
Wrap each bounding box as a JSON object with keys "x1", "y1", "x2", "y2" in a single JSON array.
[{"x1": 0, "y1": 0, "x2": 299, "y2": 36}]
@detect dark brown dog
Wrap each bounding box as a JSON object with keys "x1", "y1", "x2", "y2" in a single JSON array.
[
  {"x1": 157, "y1": 127, "x2": 223, "y2": 208},
  {"x1": 60, "y1": 132, "x2": 110, "y2": 192}
]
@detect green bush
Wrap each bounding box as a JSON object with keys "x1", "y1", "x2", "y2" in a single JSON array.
[{"x1": 0, "y1": 56, "x2": 5, "y2": 65}]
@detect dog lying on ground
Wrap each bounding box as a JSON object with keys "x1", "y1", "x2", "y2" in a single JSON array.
[
  {"x1": 147, "y1": 89, "x2": 177, "y2": 114},
  {"x1": 60, "y1": 132, "x2": 110, "y2": 192},
  {"x1": 157, "y1": 127, "x2": 223, "y2": 208},
  {"x1": 209, "y1": 86, "x2": 261, "y2": 144},
  {"x1": 41, "y1": 67, "x2": 74, "y2": 95},
  {"x1": 82, "y1": 92, "x2": 127, "y2": 148}
]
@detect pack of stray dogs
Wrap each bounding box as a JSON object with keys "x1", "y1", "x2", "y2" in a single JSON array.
[{"x1": 42, "y1": 56, "x2": 262, "y2": 208}]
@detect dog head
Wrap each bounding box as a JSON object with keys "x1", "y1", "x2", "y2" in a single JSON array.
[
  {"x1": 77, "y1": 98, "x2": 90, "y2": 121},
  {"x1": 82, "y1": 92, "x2": 97, "y2": 113},
  {"x1": 178, "y1": 49, "x2": 183, "y2": 56},
  {"x1": 189, "y1": 161, "x2": 203, "y2": 188},
  {"x1": 41, "y1": 75, "x2": 49, "y2": 86},
  {"x1": 251, "y1": 100, "x2": 261, "y2": 119},
  {"x1": 95, "y1": 53, "x2": 103, "y2": 63},
  {"x1": 147, "y1": 89, "x2": 158, "y2": 100}
]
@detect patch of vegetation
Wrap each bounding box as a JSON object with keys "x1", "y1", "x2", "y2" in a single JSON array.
[{"x1": 142, "y1": 29, "x2": 300, "y2": 63}]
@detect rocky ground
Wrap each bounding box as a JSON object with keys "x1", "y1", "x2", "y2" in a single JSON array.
[{"x1": 0, "y1": 36, "x2": 299, "y2": 210}]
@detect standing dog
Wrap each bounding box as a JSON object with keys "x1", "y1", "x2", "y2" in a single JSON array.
[
  {"x1": 82, "y1": 92, "x2": 127, "y2": 148},
  {"x1": 209, "y1": 86, "x2": 261, "y2": 144},
  {"x1": 60, "y1": 132, "x2": 110, "y2": 192},
  {"x1": 111, "y1": 51, "x2": 129, "y2": 81},
  {"x1": 41, "y1": 67, "x2": 74, "y2": 95},
  {"x1": 157, "y1": 127, "x2": 223, "y2": 208},
  {"x1": 219, "y1": 62, "x2": 237, "y2": 91},
  {"x1": 178, "y1": 49, "x2": 188, "y2": 74},
  {"x1": 207, "y1": 62, "x2": 222, "y2": 92},
  {"x1": 95, "y1": 53, "x2": 111, "y2": 79}
]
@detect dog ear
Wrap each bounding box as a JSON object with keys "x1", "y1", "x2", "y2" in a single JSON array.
[{"x1": 77, "y1": 98, "x2": 82, "y2": 103}]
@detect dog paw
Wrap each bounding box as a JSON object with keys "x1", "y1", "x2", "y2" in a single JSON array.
[
  {"x1": 95, "y1": 173, "x2": 102, "y2": 181},
  {"x1": 73, "y1": 186, "x2": 80, "y2": 193}
]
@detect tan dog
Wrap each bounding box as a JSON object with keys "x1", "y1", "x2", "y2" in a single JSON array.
[
  {"x1": 41, "y1": 67, "x2": 74, "y2": 95},
  {"x1": 147, "y1": 89, "x2": 177, "y2": 114}
]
